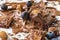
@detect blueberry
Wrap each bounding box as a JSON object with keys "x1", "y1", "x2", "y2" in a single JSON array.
[
  {"x1": 46, "y1": 32, "x2": 56, "y2": 39},
  {"x1": 1, "y1": 4, "x2": 8, "y2": 11},
  {"x1": 21, "y1": 12, "x2": 31, "y2": 20},
  {"x1": 26, "y1": 1, "x2": 32, "y2": 7}
]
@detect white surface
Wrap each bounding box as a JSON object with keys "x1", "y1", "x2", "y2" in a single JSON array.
[
  {"x1": 56, "y1": 5, "x2": 60, "y2": 11},
  {"x1": 56, "y1": 16, "x2": 60, "y2": 20},
  {"x1": 0, "y1": 28, "x2": 13, "y2": 34},
  {"x1": 0, "y1": 0, "x2": 6, "y2": 4},
  {"x1": 46, "y1": 1, "x2": 60, "y2": 11},
  {"x1": 34, "y1": 0, "x2": 41, "y2": 3}
]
